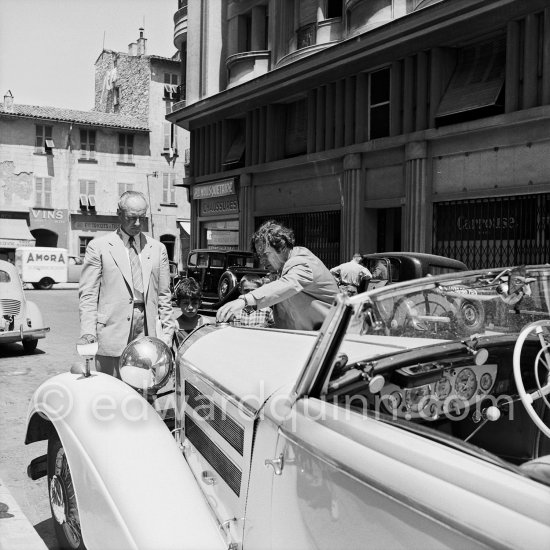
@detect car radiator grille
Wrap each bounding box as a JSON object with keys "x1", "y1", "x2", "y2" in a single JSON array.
[
  {"x1": 0, "y1": 299, "x2": 21, "y2": 316},
  {"x1": 185, "y1": 414, "x2": 242, "y2": 496},
  {"x1": 185, "y1": 381, "x2": 244, "y2": 455}
]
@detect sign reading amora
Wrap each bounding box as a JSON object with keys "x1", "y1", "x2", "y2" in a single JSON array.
[
  {"x1": 192, "y1": 179, "x2": 235, "y2": 200},
  {"x1": 25, "y1": 251, "x2": 66, "y2": 263}
]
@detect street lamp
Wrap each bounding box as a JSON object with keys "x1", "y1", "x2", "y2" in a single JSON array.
[{"x1": 146, "y1": 171, "x2": 158, "y2": 237}]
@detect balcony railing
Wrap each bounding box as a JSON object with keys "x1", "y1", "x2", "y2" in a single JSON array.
[{"x1": 173, "y1": 5, "x2": 188, "y2": 49}]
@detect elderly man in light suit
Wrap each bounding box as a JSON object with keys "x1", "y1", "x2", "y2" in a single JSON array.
[{"x1": 78, "y1": 191, "x2": 174, "y2": 377}]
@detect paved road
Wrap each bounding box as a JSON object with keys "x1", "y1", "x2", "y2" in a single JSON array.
[{"x1": 0, "y1": 286, "x2": 82, "y2": 549}]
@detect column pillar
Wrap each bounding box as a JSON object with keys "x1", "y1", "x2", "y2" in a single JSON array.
[
  {"x1": 340, "y1": 153, "x2": 362, "y2": 262},
  {"x1": 239, "y1": 173, "x2": 254, "y2": 249},
  {"x1": 404, "y1": 141, "x2": 429, "y2": 252}
]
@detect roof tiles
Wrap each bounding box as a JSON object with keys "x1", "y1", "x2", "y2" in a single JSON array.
[{"x1": 0, "y1": 103, "x2": 149, "y2": 131}]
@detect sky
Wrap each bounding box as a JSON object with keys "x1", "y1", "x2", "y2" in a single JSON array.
[{"x1": 0, "y1": 0, "x2": 178, "y2": 111}]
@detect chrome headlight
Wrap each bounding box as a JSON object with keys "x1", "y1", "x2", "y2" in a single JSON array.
[{"x1": 119, "y1": 336, "x2": 173, "y2": 392}]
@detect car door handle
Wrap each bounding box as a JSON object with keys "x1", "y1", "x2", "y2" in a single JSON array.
[
  {"x1": 201, "y1": 470, "x2": 217, "y2": 485},
  {"x1": 265, "y1": 453, "x2": 284, "y2": 475}
]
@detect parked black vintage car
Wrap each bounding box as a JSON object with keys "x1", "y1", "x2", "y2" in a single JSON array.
[
  {"x1": 179, "y1": 249, "x2": 269, "y2": 309},
  {"x1": 359, "y1": 252, "x2": 468, "y2": 292}
]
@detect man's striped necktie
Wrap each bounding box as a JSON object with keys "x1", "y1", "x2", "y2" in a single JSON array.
[{"x1": 128, "y1": 236, "x2": 144, "y2": 294}]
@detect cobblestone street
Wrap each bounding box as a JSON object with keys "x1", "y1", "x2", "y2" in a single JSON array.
[{"x1": 0, "y1": 286, "x2": 81, "y2": 549}]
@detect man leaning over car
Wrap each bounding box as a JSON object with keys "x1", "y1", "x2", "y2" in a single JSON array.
[{"x1": 216, "y1": 220, "x2": 338, "y2": 331}]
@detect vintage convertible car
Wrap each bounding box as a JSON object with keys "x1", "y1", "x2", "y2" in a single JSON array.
[
  {"x1": 25, "y1": 265, "x2": 550, "y2": 549},
  {"x1": 0, "y1": 259, "x2": 49, "y2": 352}
]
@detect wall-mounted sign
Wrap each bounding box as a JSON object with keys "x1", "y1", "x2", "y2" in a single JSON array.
[
  {"x1": 193, "y1": 178, "x2": 235, "y2": 200},
  {"x1": 30, "y1": 208, "x2": 68, "y2": 225},
  {"x1": 72, "y1": 214, "x2": 151, "y2": 232},
  {"x1": 199, "y1": 195, "x2": 238, "y2": 216}
]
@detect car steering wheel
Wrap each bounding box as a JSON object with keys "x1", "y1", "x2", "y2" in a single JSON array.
[{"x1": 513, "y1": 319, "x2": 550, "y2": 439}]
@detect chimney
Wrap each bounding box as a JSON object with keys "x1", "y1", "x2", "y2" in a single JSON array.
[
  {"x1": 3, "y1": 90, "x2": 14, "y2": 112},
  {"x1": 137, "y1": 28, "x2": 147, "y2": 56},
  {"x1": 128, "y1": 42, "x2": 137, "y2": 56}
]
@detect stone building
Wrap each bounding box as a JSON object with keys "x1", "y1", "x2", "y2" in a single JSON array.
[
  {"x1": 168, "y1": 0, "x2": 549, "y2": 269},
  {"x1": 0, "y1": 30, "x2": 190, "y2": 266}
]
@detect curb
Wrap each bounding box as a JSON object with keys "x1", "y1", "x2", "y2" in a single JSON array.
[{"x1": 0, "y1": 478, "x2": 48, "y2": 550}]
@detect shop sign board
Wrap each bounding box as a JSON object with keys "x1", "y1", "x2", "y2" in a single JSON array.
[
  {"x1": 72, "y1": 214, "x2": 149, "y2": 233},
  {"x1": 199, "y1": 195, "x2": 239, "y2": 216},
  {"x1": 0, "y1": 238, "x2": 34, "y2": 248},
  {"x1": 30, "y1": 208, "x2": 68, "y2": 225},
  {"x1": 193, "y1": 178, "x2": 235, "y2": 200}
]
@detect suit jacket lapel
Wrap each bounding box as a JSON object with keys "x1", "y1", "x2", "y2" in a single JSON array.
[
  {"x1": 108, "y1": 232, "x2": 132, "y2": 290},
  {"x1": 141, "y1": 234, "x2": 153, "y2": 295}
]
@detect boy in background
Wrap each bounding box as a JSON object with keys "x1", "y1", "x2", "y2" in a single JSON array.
[
  {"x1": 173, "y1": 277, "x2": 212, "y2": 347},
  {"x1": 231, "y1": 274, "x2": 275, "y2": 328}
]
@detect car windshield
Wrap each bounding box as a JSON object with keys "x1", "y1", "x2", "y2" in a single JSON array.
[
  {"x1": 322, "y1": 265, "x2": 550, "y2": 475},
  {"x1": 346, "y1": 265, "x2": 550, "y2": 344}
]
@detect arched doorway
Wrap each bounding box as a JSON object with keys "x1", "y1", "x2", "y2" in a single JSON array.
[
  {"x1": 160, "y1": 234, "x2": 176, "y2": 261},
  {"x1": 31, "y1": 228, "x2": 58, "y2": 247}
]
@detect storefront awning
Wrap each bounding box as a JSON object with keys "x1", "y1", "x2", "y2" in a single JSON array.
[
  {"x1": 436, "y1": 38, "x2": 505, "y2": 119},
  {"x1": 178, "y1": 221, "x2": 191, "y2": 235},
  {"x1": 0, "y1": 218, "x2": 36, "y2": 248}
]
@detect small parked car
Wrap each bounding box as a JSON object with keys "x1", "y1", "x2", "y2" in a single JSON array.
[
  {"x1": 181, "y1": 248, "x2": 268, "y2": 309},
  {"x1": 0, "y1": 259, "x2": 49, "y2": 352},
  {"x1": 24, "y1": 264, "x2": 550, "y2": 549},
  {"x1": 360, "y1": 251, "x2": 468, "y2": 291}
]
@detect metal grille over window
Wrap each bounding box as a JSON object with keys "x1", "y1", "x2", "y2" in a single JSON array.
[
  {"x1": 256, "y1": 210, "x2": 341, "y2": 268},
  {"x1": 432, "y1": 193, "x2": 550, "y2": 269}
]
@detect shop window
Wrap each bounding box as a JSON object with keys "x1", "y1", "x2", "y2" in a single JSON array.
[
  {"x1": 162, "y1": 173, "x2": 177, "y2": 204},
  {"x1": 35, "y1": 125, "x2": 53, "y2": 154},
  {"x1": 35, "y1": 177, "x2": 52, "y2": 208},
  {"x1": 118, "y1": 133, "x2": 134, "y2": 163},
  {"x1": 79, "y1": 237, "x2": 93, "y2": 258},
  {"x1": 80, "y1": 129, "x2": 96, "y2": 160},
  {"x1": 369, "y1": 67, "x2": 391, "y2": 139}
]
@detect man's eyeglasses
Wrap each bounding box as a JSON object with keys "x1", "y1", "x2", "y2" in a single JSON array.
[{"x1": 123, "y1": 216, "x2": 147, "y2": 223}]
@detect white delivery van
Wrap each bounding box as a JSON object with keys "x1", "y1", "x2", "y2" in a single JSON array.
[{"x1": 15, "y1": 247, "x2": 69, "y2": 289}]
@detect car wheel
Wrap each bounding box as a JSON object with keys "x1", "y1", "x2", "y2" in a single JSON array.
[
  {"x1": 22, "y1": 339, "x2": 38, "y2": 353},
  {"x1": 47, "y1": 432, "x2": 86, "y2": 550},
  {"x1": 218, "y1": 271, "x2": 237, "y2": 301},
  {"x1": 37, "y1": 277, "x2": 54, "y2": 290},
  {"x1": 456, "y1": 299, "x2": 485, "y2": 334}
]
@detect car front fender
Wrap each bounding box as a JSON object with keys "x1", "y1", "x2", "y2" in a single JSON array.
[
  {"x1": 26, "y1": 372, "x2": 225, "y2": 550},
  {"x1": 25, "y1": 300, "x2": 45, "y2": 328}
]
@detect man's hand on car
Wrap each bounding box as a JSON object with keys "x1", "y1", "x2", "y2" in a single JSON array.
[{"x1": 76, "y1": 334, "x2": 97, "y2": 345}]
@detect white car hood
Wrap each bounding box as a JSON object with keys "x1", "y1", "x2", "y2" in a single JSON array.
[{"x1": 180, "y1": 327, "x2": 445, "y2": 414}]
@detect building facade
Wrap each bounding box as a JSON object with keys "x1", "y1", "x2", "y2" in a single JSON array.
[
  {"x1": 169, "y1": 0, "x2": 550, "y2": 269},
  {"x1": 0, "y1": 30, "x2": 190, "y2": 267}
]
